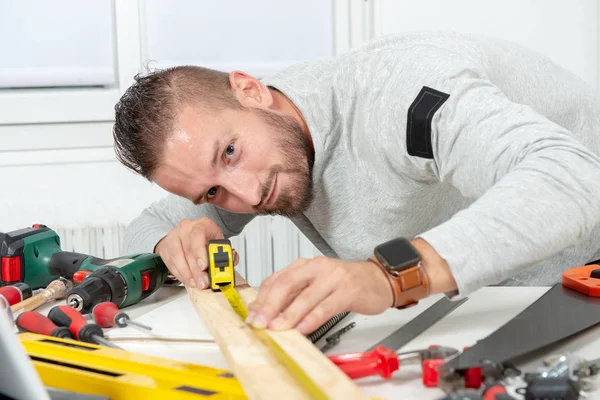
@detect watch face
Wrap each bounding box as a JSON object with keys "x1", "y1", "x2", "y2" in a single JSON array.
[{"x1": 375, "y1": 238, "x2": 421, "y2": 272}]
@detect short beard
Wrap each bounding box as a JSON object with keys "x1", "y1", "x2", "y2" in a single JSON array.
[{"x1": 250, "y1": 108, "x2": 314, "y2": 218}]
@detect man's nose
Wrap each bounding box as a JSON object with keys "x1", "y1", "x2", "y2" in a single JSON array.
[{"x1": 224, "y1": 172, "x2": 262, "y2": 206}]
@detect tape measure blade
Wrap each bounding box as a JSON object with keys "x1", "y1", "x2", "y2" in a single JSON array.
[
  {"x1": 219, "y1": 284, "x2": 329, "y2": 399},
  {"x1": 220, "y1": 283, "x2": 249, "y2": 320}
]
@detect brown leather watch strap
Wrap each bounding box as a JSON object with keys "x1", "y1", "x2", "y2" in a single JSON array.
[{"x1": 369, "y1": 257, "x2": 431, "y2": 309}]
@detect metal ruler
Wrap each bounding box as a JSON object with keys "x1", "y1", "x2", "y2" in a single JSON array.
[
  {"x1": 441, "y1": 283, "x2": 600, "y2": 371},
  {"x1": 367, "y1": 296, "x2": 468, "y2": 352},
  {"x1": 19, "y1": 332, "x2": 247, "y2": 399},
  {"x1": 219, "y1": 283, "x2": 329, "y2": 400}
]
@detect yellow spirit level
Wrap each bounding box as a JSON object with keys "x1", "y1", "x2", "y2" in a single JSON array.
[{"x1": 19, "y1": 332, "x2": 247, "y2": 399}]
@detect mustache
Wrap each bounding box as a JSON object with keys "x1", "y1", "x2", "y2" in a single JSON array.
[
  {"x1": 259, "y1": 166, "x2": 283, "y2": 206},
  {"x1": 258, "y1": 165, "x2": 302, "y2": 207}
]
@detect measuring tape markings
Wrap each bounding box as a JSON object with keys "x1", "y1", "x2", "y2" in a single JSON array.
[{"x1": 219, "y1": 283, "x2": 329, "y2": 400}]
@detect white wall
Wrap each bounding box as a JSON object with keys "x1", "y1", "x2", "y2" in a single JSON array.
[
  {"x1": 372, "y1": 0, "x2": 599, "y2": 89},
  {"x1": 1, "y1": 1, "x2": 599, "y2": 276},
  {"x1": 0, "y1": 0, "x2": 336, "y2": 233}
]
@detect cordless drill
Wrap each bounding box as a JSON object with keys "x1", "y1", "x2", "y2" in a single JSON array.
[
  {"x1": 0, "y1": 224, "x2": 62, "y2": 289},
  {"x1": 57, "y1": 253, "x2": 169, "y2": 313},
  {"x1": 1, "y1": 225, "x2": 170, "y2": 312}
]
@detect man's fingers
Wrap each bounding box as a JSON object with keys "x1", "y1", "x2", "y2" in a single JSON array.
[
  {"x1": 181, "y1": 228, "x2": 205, "y2": 287},
  {"x1": 195, "y1": 218, "x2": 225, "y2": 274},
  {"x1": 162, "y1": 252, "x2": 184, "y2": 284},
  {"x1": 195, "y1": 271, "x2": 209, "y2": 288},
  {"x1": 267, "y1": 276, "x2": 334, "y2": 331},
  {"x1": 158, "y1": 232, "x2": 185, "y2": 285},
  {"x1": 166, "y1": 235, "x2": 195, "y2": 288},
  {"x1": 247, "y1": 258, "x2": 309, "y2": 315},
  {"x1": 246, "y1": 259, "x2": 314, "y2": 329},
  {"x1": 252, "y1": 257, "x2": 309, "y2": 300},
  {"x1": 233, "y1": 250, "x2": 240, "y2": 266},
  {"x1": 159, "y1": 246, "x2": 183, "y2": 284},
  {"x1": 294, "y1": 294, "x2": 343, "y2": 335}
]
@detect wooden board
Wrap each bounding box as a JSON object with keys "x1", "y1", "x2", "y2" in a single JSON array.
[{"x1": 186, "y1": 274, "x2": 369, "y2": 400}]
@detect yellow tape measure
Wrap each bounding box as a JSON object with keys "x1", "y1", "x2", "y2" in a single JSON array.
[{"x1": 209, "y1": 240, "x2": 329, "y2": 400}]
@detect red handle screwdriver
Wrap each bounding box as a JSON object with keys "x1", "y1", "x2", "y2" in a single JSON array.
[
  {"x1": 0, "y1": 283, "x2": 32, "y2": 306},
  {"x1": 92, "y1": 302, "x2": 152, "y2": 331},
  {"x1": 48, "y1": 305, "x2": 122, "y2": 350},
  {"x1": 328, "y1": 345, "x2": 400, "y2": 379},
  {"x1": 16, "y1": 311, "x2": 73, "y2": 339}
]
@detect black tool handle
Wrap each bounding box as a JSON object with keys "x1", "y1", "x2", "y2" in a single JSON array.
[
  {"x1": 48, "y1": 305, "x2": 104, "y2": 343},
  {"x1": 48, "y1": 252, "x2": 109, "y2": 279},
  {"x1": 49, "y1": 252, "x2": 93, "y2": 279}
]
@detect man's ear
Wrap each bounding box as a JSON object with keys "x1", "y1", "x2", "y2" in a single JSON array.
[{"x1": 229, "y1": 70, "x2": 273, "y2": 109}]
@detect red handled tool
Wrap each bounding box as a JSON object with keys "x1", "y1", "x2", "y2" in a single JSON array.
[
  {"x1": 15, "y1": 311, "x2": 73, "y2": 339},
  {"x1": 483, "y1": 383, "x2": 515, "y2": 400},
  {"x1": 92, "y1": 302, "x2": 152, "y2": 331},
  {"x1": 48, "y1": 305, "x2": 122, "y2": 349},
  {"x1": 328, "y1": 345, "x2": 400, "y2": 380},
  {"x1": 562, "y1": 262, "x2": 600, "y2": 296},
  {"x1": 328, "y1": 344, "x2": 459, "y2": 384},
  {"x1": 0, "y1": 283, "x2": 32, "y2": 306}
]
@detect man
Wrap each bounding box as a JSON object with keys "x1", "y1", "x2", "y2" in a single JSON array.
[{"x1": 113, "y1": 30, "x2": 600, "y2": 335}]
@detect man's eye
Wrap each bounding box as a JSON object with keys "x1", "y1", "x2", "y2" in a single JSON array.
[
  {"x1": 207, "y1": 187, "x2": 217, "y2": 199},
  {"x1": 225, "y1": 143, "x2": 235, "y2": 159}
]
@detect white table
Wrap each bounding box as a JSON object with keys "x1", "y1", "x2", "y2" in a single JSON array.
[{"x1": 35, "y1": 285, "x2": 600, "y2": 399}]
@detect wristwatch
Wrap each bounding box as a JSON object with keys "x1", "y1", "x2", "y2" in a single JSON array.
[{"x1": 369, "y1": 237, "x2": 430, "y2": 309}]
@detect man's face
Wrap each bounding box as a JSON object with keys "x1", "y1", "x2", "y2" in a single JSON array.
[{"x1": 153, "y1": 103, "x2": 314, "y2": 218}]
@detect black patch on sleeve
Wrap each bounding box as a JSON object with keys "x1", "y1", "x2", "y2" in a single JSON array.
[{"x1": 406, "y1": 86, "x2": 450, "y2": 159}]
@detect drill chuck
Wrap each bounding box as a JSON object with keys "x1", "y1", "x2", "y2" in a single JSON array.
[
  {"x1": 67, "y1": 294, "x2": 84, "y2": 311},
  {"x1": 67, "y1": 268, "x2": 127, "y2": 313}
]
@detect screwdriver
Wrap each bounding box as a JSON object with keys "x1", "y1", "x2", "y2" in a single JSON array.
[
  {"x1": 15, "y1": 311, "x2": 73, "y2": 339},
  {"x1": 92, "y1": 302, "x2": 152, "y2": 331},
  {"x1": 0, "y1": 283, "x2": 32, "y2": 307},
  {"x1": 48, "y1": 305, "x2": 123, "y2": 350}
]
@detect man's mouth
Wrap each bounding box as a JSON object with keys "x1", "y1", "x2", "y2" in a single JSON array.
[{"x1": 264, "y1": 175, "x2": 278, "y2": 206}]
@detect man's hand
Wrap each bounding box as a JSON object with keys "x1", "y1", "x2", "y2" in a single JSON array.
[
  {"x1": 245, "y1": 256, "x2": 393, "y2": 334},
  {"x1": 154, "y1": 217, "x2": 239, "y2": 289}
]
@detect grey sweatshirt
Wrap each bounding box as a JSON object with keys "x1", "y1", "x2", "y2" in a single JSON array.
[{"x1": 122, "y1": 30, "x2": 600, "y2": 298}]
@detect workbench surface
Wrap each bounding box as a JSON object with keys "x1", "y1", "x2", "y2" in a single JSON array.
[{"x1": 35, "y1": 285, "x2": 600, "y2": 399}]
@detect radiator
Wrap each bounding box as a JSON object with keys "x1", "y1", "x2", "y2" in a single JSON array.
[
  {"x1": 54, "y1": 223, "x2": 127, "y2": 260},
  {"x1": 53, "y1": 216, "x2": 321, "y2": 286}
]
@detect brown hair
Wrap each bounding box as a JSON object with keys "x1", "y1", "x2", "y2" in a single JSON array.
[{"x1": 112, "y1": 66, "x2": 242, "y2": 179}]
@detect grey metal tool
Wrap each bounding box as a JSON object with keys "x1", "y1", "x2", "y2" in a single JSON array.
[
  {"x1": 441, "y1": 283, "x2": 600, "y2": 371},
  {"x1": 306, "y1": 311, "x2": 350, "y2": 344},
  {"x1": 366, "y1": 296, "x2": 468, "y2": 352},
  {"x1": 319, "y1": 322, "x2": 356, "y2": 353}
]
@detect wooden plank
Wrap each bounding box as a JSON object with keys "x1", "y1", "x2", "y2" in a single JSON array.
[{"x1": 186, "y1": 274, "x2": 369, "y2": 400}]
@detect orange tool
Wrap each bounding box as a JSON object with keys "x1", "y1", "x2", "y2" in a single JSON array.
[{"x1": 562, "y1": 262, "x2": 600, "y2": 296}]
